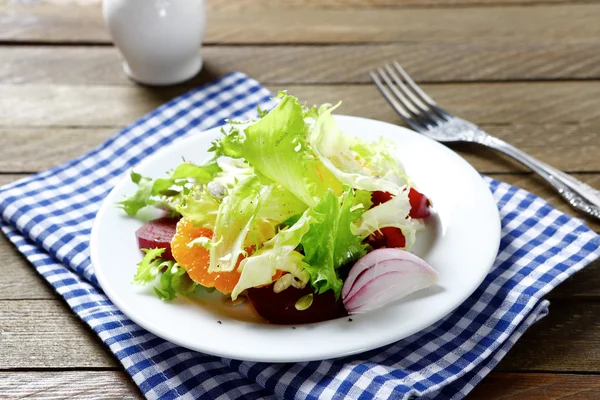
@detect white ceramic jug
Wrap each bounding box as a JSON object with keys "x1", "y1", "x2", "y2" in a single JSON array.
[{"x1": 103, "y1": 0, "x2": 206, "y2": 86}]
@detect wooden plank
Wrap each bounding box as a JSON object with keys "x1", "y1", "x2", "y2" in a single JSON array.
[
  {"x1": 1, "y1": 299, "x2": 599, "y2": 371},
  {"x1": 0, "y1": 1, "x2": 106, "y2": 43},
  {"x1": 446, "y1": 134, "x2": 599, "y2": 174},
  {"x1": 1, "y1": 3, "x2": 600, "y2": 44},
  {"x1": 282, "y1": 84, "x2": 600, "y2": 127},
  {"x1": 0, "y1": 174, "x2": 21, "y2": 185},
  {"x1": 0, "y1": 300, "x2": 120, "y2": 368},
  {"x1": 0, "y1": 84, "x2": 185, "y2": 127},
  {"x1": 1, "y1": 83, "x2": 599, "y2": 173},
  {"x1": 1, "y1": 125, "x2": 598, "y2": 174},
  {"x1": 3, "y1": 371, "x2": 600, "y2": 400},
  {"x1": 3, "y1": 43, "x2": 600, "y2": 85},
  {"x1": 3, "y1": 83, "x2": 599, "y2": 128},
  {"x1": 5, "y1": 0, "x2": 598, "y2": 9},
  {"x1": 0, "y1": 371, "x2": 142, "y2": 400},
  {"x1": 206, "y1": 0, "x2": 600, "y2": 8},
  {"x1": 497, "y1": 301, "x2": 600, "y2": 372},
  {"x1": 550, "y1": 260, "x2": 600, "y2": 299},
  {"x1": 471, "y1": 373, "x2": 600, "y2": 399},
  {"x1": 0, "y1": 125, "x2": 597, "y2": 177},
  {"x1": 0, "y1": 174, "x2": 27, "y2": 185}
]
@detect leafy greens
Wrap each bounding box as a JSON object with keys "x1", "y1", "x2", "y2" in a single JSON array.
[{"x1": 123, "y1": 92, "x2": 428, "y2": 301}]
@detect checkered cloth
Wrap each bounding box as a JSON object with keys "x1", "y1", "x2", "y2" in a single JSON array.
[{"x1": 1, "y1": 72, "x2": 599, "y2": 400}]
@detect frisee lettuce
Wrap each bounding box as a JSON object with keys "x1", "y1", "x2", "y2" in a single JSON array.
[
  {"x1": 309, "y1": 104, "x2": 408, "y2": 195},
  {"x1": 207, "y1": 172, "x2": 309, "y2": 273},
  {"x1": 118, "y1": 171, "x2": 155, "y2": 216},
  {"x1": 133, "y1": 248, "x2": 204, "y2": 301},
  {"x1": 213, "y1": 93, "x2": 343, "y2": 207},
  {"x1": 231, "y1": 210, "x2": 314, "y2": 300},
  {"x1": 118, "y1": 160, "x2": 222, "y2": 217},
  {"x1": 352, "y1": 189, "x2": 421, "y2": 250},
  {"x1": 176, "y1": 186, "x2": 220, "y2": 229},
  {"x1": 154, "y1": 263, "x2": 198, "y2": 301},
  {"x1": 301, "y1": 188, "x2": 367, "y2": 299},
  {"x1": 124, "y1": 92, "x2": 429, "y2": 301},
  {"x1": 133, "y1": 247, "x2": 167, "y2": 284},
  {"x1": 209, "y1": 175, "x2": 264, "y2": 272}
]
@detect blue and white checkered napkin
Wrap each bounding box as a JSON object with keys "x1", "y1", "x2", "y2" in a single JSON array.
[{"x1": 1, "y1": 72, "x2": 599, "y2": 400}]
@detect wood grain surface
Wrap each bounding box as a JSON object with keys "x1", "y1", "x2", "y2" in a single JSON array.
[
  {"x1": 2, "y1": 371, "x2": 600, "y2": 400},
  {"x1": 1, "y1": 126, "x2": 598, "y2": 174},
  {"x1": 3, "y1": 83, "x2": 600, "y2": 127},
  {"x1": 0, "y1": 300, "x2": 120, "y2": 369},
  {"x1": 4, "y1": 0, "x2": 600, "y2": 8},
  {"x1": 1, "y1": 83, "x2": 598, "y2": 175},
  {"x1": 2, "y1": 2, "x2": 600, "y2": 44},
  {"x1": 471, "y1": 373, "x2": 600, "y2": 399},
  {"x1": 3, "y1": 44, "x2": 600, "y2": 84},
  {"x1": 205, "y1": 0, "x2": 600, "y2": 7},
  {"x1": 1, "y1": 0, "x2": 599, "y2": 398},
  {"x1": 0, "y1": 371, "x2": 142, "y2": 400}
]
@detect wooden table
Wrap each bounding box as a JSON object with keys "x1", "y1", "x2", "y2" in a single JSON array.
[{"x1": 1, "y1": 0, "x2": 600, "y2": 398}]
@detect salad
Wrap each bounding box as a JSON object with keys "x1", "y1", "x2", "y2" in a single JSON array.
[{"x1": 119, "y1": 93, "x2": 438, "y2": 324}]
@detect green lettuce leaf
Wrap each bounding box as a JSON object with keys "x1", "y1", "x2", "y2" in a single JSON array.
[
  {"x1": 133, "y1": 248, "x2": 200, "y2": 301},
  {"x1": 231, "y1": 211, "x2": 313, "y2": 300},
  {"x1": 117, "y1": 160, "x2": 222, "y2": 217},
  {"x1": 133, "y1": 247, "x2": 167, "y2": 284},
  {"x1": 301, "y1": 188, "x2": 367, "y2": 298},
  {"x1": 208, "y1": 172, "x2": 309, "y2": 273},
  {"x1": 308, "y1": 105, "x2": 409, "y2": 195},
  {"x1": 154, "y1": 263, "x2": 199, "y2": 301},
  {"x1": 225, "y1": 93, "x2": 342, "y2": 207},
  {"x1": 209, "y1": 127, "x2": 245, "y2": 159},
  {"x1": 351, "y1": 138, "x2": 412, "y2": 187},
  {"x1": 209, "y1": 158, "x2": 254, "y2": 193},
  {"x1": 118, "y1": 171, "x2": 154, "y2": 216},
  {"x1": 178, "y1": 158, "x2": 256, "y2": 231},
  {"x1": 176, "y1": 187, "x2": 220, "y2": 229},
  {"x1": 152, "y1": 161, "x2": 221, "y2": 195},
  {"x1": 245, "y1": 184, "x2": 309, "y2": 252},
  {"x1": 209, "y1": 174, "x2": 264, "y2": 272},
  {"x1": 352, "y1": 189, "x2": 373, "y2": 213},
  {"x1": 253, "y1": 183, "x2": 308, "y2": 225},
  {"x1": 351, "y1": 189, "x2": 421, "y2": 250}
]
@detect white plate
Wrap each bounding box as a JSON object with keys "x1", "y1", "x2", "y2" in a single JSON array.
[{"x1": 91, "y1": 115, "x2": 501, "y2": 362}]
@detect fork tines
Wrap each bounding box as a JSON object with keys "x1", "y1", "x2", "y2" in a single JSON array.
[{"x1": 370, "y1": 62, "x2": 450, "y2": 132}]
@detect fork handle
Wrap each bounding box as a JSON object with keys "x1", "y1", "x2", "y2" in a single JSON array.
[{"x1": 486, "y1": 137, "x2": 600, "y2": 220}]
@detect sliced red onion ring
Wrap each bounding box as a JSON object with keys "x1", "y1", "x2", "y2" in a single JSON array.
[{"x1": 342, "y1": 248, "x2": 439, "y2": 314}]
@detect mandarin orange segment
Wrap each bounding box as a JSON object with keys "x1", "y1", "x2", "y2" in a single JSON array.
[{"x1": 171, "y1": 217, "x2": 241, "y2": 294}]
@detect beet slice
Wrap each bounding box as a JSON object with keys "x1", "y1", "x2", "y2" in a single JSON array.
[
  {"x1": 247, "y1": 284, "x2": 347, "y2": 325},
  {"x1": 135, "y1": 216, "x2": 180, "y2": 261}
]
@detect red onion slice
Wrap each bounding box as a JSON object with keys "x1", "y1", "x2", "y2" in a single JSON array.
[{"x1": 342, "y1": 248, "x2": 438, "y2": 314}]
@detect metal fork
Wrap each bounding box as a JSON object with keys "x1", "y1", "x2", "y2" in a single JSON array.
[{"x1": 370, "y1": 61, "x2": 600, "y2": 221}]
